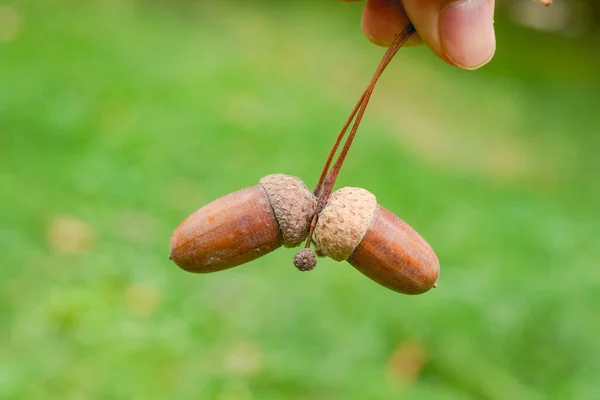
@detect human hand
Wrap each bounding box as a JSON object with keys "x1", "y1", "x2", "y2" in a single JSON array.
[{"x1": 341, "y1": 0, "x2": 496, "y2": 70}]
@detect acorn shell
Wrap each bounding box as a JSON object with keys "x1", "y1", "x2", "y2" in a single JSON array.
[
  {"x1": 169, "y1": 185, "x2": 281, "y2": 273},
  {"x1": 349, "y1": 205, "x2": 440, "y2": 295}
]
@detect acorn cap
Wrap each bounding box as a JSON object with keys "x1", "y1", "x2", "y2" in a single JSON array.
[
  {"x1": 260, "y1": 174, "x2": 317, "y2": 248},
  {"x1": 314, "y1": 187, "x2": 378, "y2": 261}
]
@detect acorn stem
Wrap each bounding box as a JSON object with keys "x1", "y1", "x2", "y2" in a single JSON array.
[
  {"x1": 313, "y1": 91, "x2": 365, "y2": 198},
  {"x1": 324, "y1": 24, "x2": 415, "y2": 187},
  {"x1": 304, "y1": 24, "x2": 416, "y2": 251}
]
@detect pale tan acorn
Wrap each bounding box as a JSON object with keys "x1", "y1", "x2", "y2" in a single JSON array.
[
  {"x1": 169, "y1": 174, "x2": 317, "y2": 273},
  {"x1": 314, "y1": 187, "x2": 439, "y2": 295}
]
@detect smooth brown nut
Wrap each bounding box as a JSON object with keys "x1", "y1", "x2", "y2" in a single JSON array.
[
  {"x1": 314, "y1": 187, "x2": 439, "y2": 295},
  {"x1": 169, "y1": 174, "x2": 316, "y2": 273}
]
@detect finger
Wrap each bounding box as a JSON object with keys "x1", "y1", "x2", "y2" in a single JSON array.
[
  {"x1": 400, "y1": 0, "x2": 496, "y2": 69},
  {"x1": 361, "y1": 0, "x2": 422, "y2": 47}
]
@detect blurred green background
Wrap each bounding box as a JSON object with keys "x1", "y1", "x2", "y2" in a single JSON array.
[{"x1": 1, "y1": 0, "x2": 600, "y2": 399}]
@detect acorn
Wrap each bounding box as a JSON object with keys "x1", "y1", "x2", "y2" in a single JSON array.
[
  {"x1": 169, "y1": 174, "x2": 317, "y2": 273},
  {"x1": 314, "y1": 187, "x2": 439, "y2": 295}
]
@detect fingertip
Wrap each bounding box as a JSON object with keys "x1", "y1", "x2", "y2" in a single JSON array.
[
  {"x1": 361, "y1": 0, "x2": 421, "y2": 47},
  {"x1": 439, "y1": 0, "x2": 496, "y2": 69}
]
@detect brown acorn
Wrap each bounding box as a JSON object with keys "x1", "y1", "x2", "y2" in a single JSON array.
[
  {"x1": 314, "y1": 187, "x2": 439, "y2": 295},
  {"x1": 169, "y1": 174, "x2": 317, "y2": 273}
]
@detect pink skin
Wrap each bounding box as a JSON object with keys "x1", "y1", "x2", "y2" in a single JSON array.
[{"x1": 341, "y1": 0, "x2": 496, "y2": 70}]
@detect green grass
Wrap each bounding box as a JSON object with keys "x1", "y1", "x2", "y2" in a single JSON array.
[{"x1": 1, "y1": 1, "x2": 600, "y2": 399}]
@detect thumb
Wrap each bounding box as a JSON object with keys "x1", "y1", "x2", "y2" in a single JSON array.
[{"x1": 401, "y1": 0, "x2": 496, "y2": 69}]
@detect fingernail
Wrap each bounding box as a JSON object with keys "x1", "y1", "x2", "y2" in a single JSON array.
[{"x1": 439, "y1": 0, "x2": 495, "y2": 69}]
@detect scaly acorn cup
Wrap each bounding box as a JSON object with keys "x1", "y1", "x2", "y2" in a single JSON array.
[
  {"x1": 314, "y1": 187, "x2": 439, "y2": 295},
  {"x1": 169, "y1": 174, "x2": 317, "y2": 273}
]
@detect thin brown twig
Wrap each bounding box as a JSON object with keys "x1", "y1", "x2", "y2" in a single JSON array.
[
  {"x1": 313, "y1": 91, "x2": 366, "y2": 197},
  {"x1": 325, "y1": 24, "x2": 415, "y2": 186},
  {"x1": 303, "y1": 24, "x2": 416, "y2": 250}
]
